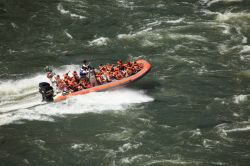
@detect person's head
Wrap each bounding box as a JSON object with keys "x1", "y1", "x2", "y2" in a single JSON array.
[{"x1": 83, "y1": 60, "x2": 87, "y2": 64}]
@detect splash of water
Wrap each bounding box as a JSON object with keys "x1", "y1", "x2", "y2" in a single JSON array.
[
  {"x1": 0, "y1": 66, "x2": 153, "y2": 126},
  {"x1": 0, "y1": 89, "x2": 153, "y2": 126}
]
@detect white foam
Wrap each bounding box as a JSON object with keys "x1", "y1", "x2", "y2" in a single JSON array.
[
  {"x1": 216, "y1": 12, "x2": 250, "y2": 22},
  {"x1": 225, "y1": 126, "x2": 250, "y2": 133},
  {"x1": 0, "y1": 88, "x2": 153, "y2": 126},
  {"x1": 88, "y1": 37, "x2": 110, "y2": 46},
  {"x1": 64, "y1": 30, "x2": 73, "y2": 39},
  {"x1": 120, "y1": 155, "x2": 151, "y2": 164},
  {"x1": 118, "y1": 142, "x2": 142, "y2": 153},
  {"x1": 242, "y1": 36, "x2": 247, "y2": 44},
  {"x1": 144, "y1": 159, "x2": 196, "y2": 165},
  {"x1": 71, "y1": 143, "x2": 93, "y2": 151},
  {"x1": 235, "y1": 26, "x2": 248, "y2": 44},
  {"x1": 146, "y1": 21, "x2": 161, "y2": 27},
  {"x1": 0, "y1": 65, "x2": 79, "y2": 101},
  {"x1": 233, "y1": 94, "x2": 248, "y2": 104},
  {"x1": 189, "y1": 128, "x2": 202, "y2": 137},
  {"x1": 116, "y1": 0, "x2": 135, "y2": 9},
  {"x1": 117, "y1": 28, "x2": 153, "y2": 40},
  {"x1": 0, "y1": 108, "x2": 55, "y2": 126},
  {"x1": 57, "y1": 3, "x2": 86, "y2": 19},
  {"x1": 168, "y1": 34, "x2": 208, "y2": 42},
  {"x1": 203, "y1": 139, "x2": 220, "y2": 148},
  {"x1": 166, "y1": 18, "x2": 184, "y2": 24},
  {"x1": 0, "y1": 65, "x2": 79, "y2": 112},
  {"x1": 240, "y1": 45, "x2": 250, "y2": 53},
  {"x1": 205, "y1": 0, "x2": 242, "y2": 7},
  {"x1": 218, "y1": 24, "x2": 231, "y2": 34},
  {"x1": 117, "y1": 34, "x2": 134, "y2": 39},
  {"x1": 11, "y1": 22, "x2": 18, "y2": 29}
]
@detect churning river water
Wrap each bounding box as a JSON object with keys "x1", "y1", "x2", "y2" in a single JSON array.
[{"x1": 1, "y1": 0, "x2": 250, "y2": 165}]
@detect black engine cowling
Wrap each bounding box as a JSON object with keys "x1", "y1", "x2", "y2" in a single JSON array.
[{"x1": 39, "y1": 82, "x2": 54, "y2": 102}]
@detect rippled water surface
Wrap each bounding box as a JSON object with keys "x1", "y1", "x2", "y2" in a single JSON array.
[{"x1": 1, "y1": 0, "x2": 250, "y2": 165}]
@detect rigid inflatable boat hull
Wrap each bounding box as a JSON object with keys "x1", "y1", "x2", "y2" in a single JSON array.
[{"x1": 54, "y1": 59, "x2": 151, "y2": 102}]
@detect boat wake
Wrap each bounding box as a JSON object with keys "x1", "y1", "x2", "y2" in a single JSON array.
[{"x1": 0, "y1": 69, "x2": 154, "y2": 127}]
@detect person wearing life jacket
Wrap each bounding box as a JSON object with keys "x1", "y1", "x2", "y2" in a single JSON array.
[
  {"x1": 54, "y1": 75, "x2": 60, "y2": 84},
  {"x1": 98, "y1": 66, "x2": 109, "y2": 83},
  {"x1": 64, "y1": 72, "x2": 71, "y2": 80},
  {"x1": 101, "y1": 73, "x2": 108, "y2": 83},
  {"x1": 118, "y1": 62, "x2": 128, "y2": 77},
  {"x1": 47, "y1": 72, "x2": 53, "y2": 79},
  {"x1": 106, "y1": 71, "x2": 115, "y2": 81},
  {"x1": 77, "y1": 85, "x2": 83, "y2": 91},
  {"x1": 63, "y1": 73, "x2": 72, "y2": 88},
  {"x1": 105, "y1": 63, "x2": 112, "y2": 72},
  {"x1": 72, "y1": 71, "x2": 80, "y2": 83},
  {"x1": 79, "y1": 79, "x2": 91, "y2": 89},
  {"x1": 117, "y1": 59, "x2": 126, "y2": 71},
  {"x1": 68, "y1": 79, "x2": 78, "y2": 92},
  {"x1": 45, "y1": 66, "x2": 54, "y2": 77},
  {"x1": 117, "y1": 59, "x2": 123, "y2": 66},
  {"x1": 125, "y1": 61, "x2": 133, "y2": 76},
  {"x1": 95, "y1": 72, "x2": 103, "y2": 85},
  {"x1": 45, "y1": 66, "x2": 56, "y2": 84},
  {"x1": 53, "y1": 75, "x2": 68, "y2": 93},
  {"x1": 79, "y1": 79, "x2": 86, "y2": 89},
  {"x1": 99, "y1": 64, "x2": 108, "y2": 75},
  {"x1": 114, "y1": 70, "x2": 123, "y2": 80},
  {"x1": 132, "y1": 61, "x2": 141, "y2": 73},
  {"x1": 98, "y1": 64, "x2": 104, "y2": 72}
]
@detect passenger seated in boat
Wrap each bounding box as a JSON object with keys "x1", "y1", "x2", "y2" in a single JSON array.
[
  {"x1": 55, "y1": 75, "x2": 61, "y2": 85},
  {"x1": 55, "y1": 75, "x2": 66, "y2": 92},
  {"x1": 64, "y1": 73, "x2": 71, "y2": 80},
  {"x1": 101, "y1": 73, "x2": 108, "y2": 83},
  {"x1": 79, "y1": 79, "x2": 90, "y2": 89},
  {"x1": 72, "y1": 71, "x2": 80, "y2": 83},
  {"x1": 114, "y1": 69, "x2": 123, "y2": 80},
  {"x1": 107, "y1": 71, "x2": 116, "y2": 81},
  {"x1": 67, "y1": 79, "x2": 76, "y2": 92},
  {"x1": 125, "y1": 62, "x2": 133, "y2": 76},
  {"x1": 105, "y1": 71, "x2": 112, "y2": 82},
  {"x1": 45, "y1": 66, "x2": 56, "y2": 84},
  {"x1": 63, "y1": 73, "x2": 70, "y2": 85},
  {"x1": 95, "y1": 72, "x2": 103, "y2": 85},
  {"x1": 117, "y1": 59, "x2": 123, "y2": 68},
  {"x1": 98, "y1": 64, "x2": 104, "y2": 71},
  {"x1": 132, "y1": 61, "x2": 141, "y2": 73},
  {"x1": 77, "y1": 85, "x2": 83, "y2": 91},
  {"x1": 105, "y1": 63, "x2": 113, "y2": 72},
  {"x1": 49, "y1": 59, "x2": 142, "y2": 94}
]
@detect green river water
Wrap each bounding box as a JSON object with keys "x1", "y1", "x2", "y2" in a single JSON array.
[{"x1": 1, "y1": 0, "x2": 250, "y2": 165}]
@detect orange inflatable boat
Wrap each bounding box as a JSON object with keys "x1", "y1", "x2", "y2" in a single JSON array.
[{"x1": 39, "y1": 59, "x2": 151, "y2": 102}]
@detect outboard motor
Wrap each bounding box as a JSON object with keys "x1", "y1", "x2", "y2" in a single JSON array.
[{"x1": 39, "y1": 82, "x2": 54, "y2": 102}]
